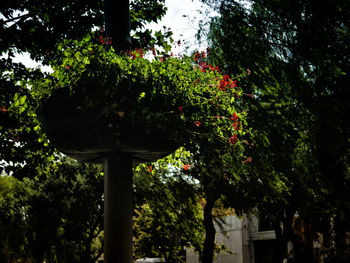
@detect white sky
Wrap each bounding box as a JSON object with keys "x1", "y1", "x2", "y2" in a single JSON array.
[
  {"x1": 10, "y1": 0, "x2": 215, "y2": 70},
  {"x1": 148, "y1": 0, "x2": 214, "y2": 54}
]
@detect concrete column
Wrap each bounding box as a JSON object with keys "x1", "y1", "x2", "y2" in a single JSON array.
[
  {"x1": 104, "y1": 152, "x2": 133, "y2": 263},
  {"x1": 104, "y1": 0, "x2": 130, "y2": 53}
]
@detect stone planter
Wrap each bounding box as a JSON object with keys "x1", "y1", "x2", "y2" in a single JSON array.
[{"x1": 41, "y1": 88, "x2": 178, "y2": 163}]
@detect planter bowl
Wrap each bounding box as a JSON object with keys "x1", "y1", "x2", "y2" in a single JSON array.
[{"x1": 41, "y1": 89, "x2": 178, "y2": 163}]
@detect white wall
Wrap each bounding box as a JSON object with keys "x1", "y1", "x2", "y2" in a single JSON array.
[{"x1": 186, "y1": 215, "x2": 251, "y2": 263}]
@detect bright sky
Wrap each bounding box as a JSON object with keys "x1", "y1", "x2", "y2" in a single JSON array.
[
  {"x1": 11, "y1": 0, "x2": 215, "y2": 70},
  {"x1": 149, "y1": 0, "x2": 214, "y2": 54}
]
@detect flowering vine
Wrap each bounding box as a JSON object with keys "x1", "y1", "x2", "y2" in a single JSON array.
[{"x1": 38, "y1": 33, "x2": 248, "y2": 150}]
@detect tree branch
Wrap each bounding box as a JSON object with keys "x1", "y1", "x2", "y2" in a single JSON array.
[{"x1": 1, "y1": 13, "x2": 30, "y2": 24}]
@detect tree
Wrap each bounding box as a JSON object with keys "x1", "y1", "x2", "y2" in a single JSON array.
[
  {"x1": 0, "y1": 175, "x2": 29, "y2": 262},
  {"x1": 2, "y1": 2, "x2": 250, "y2": 262},
  {"x1": 0, "y1": 160, "x2": 104, "y2": 263},
  {"x1": 0, "y1": 0, "x2": 171, "y2": 179},
  {"x1": 201, "y1": 0, "x2": 350, "y2": 262},
  {"x1": 0, "y1": 1, "x2": 172, "y2": 261},
  {"x1": 26, "y1": 161, "x2": 104, "y2": 263},
  {"x1": 133, "y1": 154, "x2": 204, "y2": 263}
]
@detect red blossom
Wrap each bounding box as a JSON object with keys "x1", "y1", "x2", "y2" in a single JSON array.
[
  {"x1": 147, "y1": 165, "x2": 153, "y2": 173},
  {"x1": 236, "y1": 122, "x2": 241, "y2": 131},
  {"x1": 194, "y1": 121, "x2": 201, "y2": 127},
  {"x1": 99, "y1": 35, "x2": 112, "y2": 45},
  {"x1": 229, "y1": 80, "x2": 237, "y2": 89},
  {"x1": 219, "y1": 80, "x2": 227, "y2": 91},
  {"x1": 0, "y1": 106, "x2": 7, "y2": 113},
  {"x1": 178, "y1": 106, "x2": 183, "y2": 113},
  {"x1": 223, "y1": 74, "x2": 230, "y2": 82},
  {"x1": 228, "y1": 135, "x2": 238, "y2": 145},
  {"x1": 183, "y1": 164, "x2": 190, "y2": 171},
  {"x1": 242, "y1": 157, "x2": 252, "y2": 164},
  {"x1": 194, "y1": 51, "x2": 201, "y2": 62},
  {"x1": 231, "y1": 113, "x2": 238, "y2": 121}
]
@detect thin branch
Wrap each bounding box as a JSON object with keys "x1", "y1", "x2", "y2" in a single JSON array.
[{"x1": 1, "y1": 13, "x2": 30, "y2": 24}]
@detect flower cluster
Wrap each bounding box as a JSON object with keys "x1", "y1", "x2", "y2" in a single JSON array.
[
  {"x1": 0, "y1": 106, "x2": 7, "y2": 113},
  {"x1": 146, "y1": 165, "x2": 153, "y2": 173},
  {"x1": 43, "y1": 33, "x2": 247, "y2": 151},
  {"x1": 129, "y1": 48, "x2": 144, "y2": 59},
  {"x1": 183, "y1": 164, "x2": 190, "y2": 171},
  {"x1": 98, "y1": 35, "x2": 112, "y2": 45},
  {"x1": 228, "y1": 135, "x2": 238, "y2": 145},
  {"x1": 219, "y1": 74, "x2": 237, "y2": 91},
  {"x1": 194, "y1": 50, "x2": 220, "y2": 73}
]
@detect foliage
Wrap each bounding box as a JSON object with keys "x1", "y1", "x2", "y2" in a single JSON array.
[
  {"x1": 1, "y1": 2, "x2": 250, "y2": 262},
  {"x1": 133, "y1": 149, "x2": 204, "y2": 262},
  {"x1": 0, "y1": 175, "x2": 29, "y2": 262},
  {"x1": 0, "y1": 0, "x2": 170, "y2": 178},
  {"x1": 0, "y1": 1, "x2": 174, "y2": 260},
  {"x1": 0, "y1": 0, "x2": 169, "y2": 61},
  {"x1": 201, "y1": 0, "x2": 350, "y2": 261},
  {"x1": 36, "y1": 34, "x2": 246, "y2": 153},
  {"x1": 0, "y1": 161, "x2": 104, "y2": 263}
]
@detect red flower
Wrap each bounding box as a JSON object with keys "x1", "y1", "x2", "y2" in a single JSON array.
[
  {"x1": 229, "y1": 80, "x2": 237, "y2": 89},
  {"x1": 242, "y1": 157, "x2": 252, "y2": 164},
  {"x1": 0, "y1": 106, "x2": 7, "y2": 113},
  {"x1": 64, "y1": 66, "x2": 70, "y2": 69},
  {"x1": 223, "y1": 74, "x2": 230, "y2": 82},
  {"x1": 147, "y1": 165, "x2": 153, "y2": 173},
  {"x1": 219, "y1": 80, "x2": 227, "y2": 91},
  {"x1": 178, "y1": 106, "x2": 183, "y2": 113},
  {"x1": 194, "y1": 51, "x2": 201, "y2": 62},
  {"x1": 183, "y1": 164, "x2": 190, "y2": 171},
  {"x1": 194, "y1": 121, "x2": 201, "y2": 127},
  {"x1": 231, "y1": 113, "x2": 238, "y2": 121},
  {"x1": 99, "y1": 36, "x2": 112, "y2": 45},
  {"x1": 228, "y1": 135, "x2": 238, "y2": 145}
]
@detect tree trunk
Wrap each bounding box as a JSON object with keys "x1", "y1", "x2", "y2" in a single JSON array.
[
  {"x1": 201, "y1": 198, "x2": 216, "y2": 263},
  {"x1": 272, "y1": 224, "x2": 285, "y2": 263}
]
